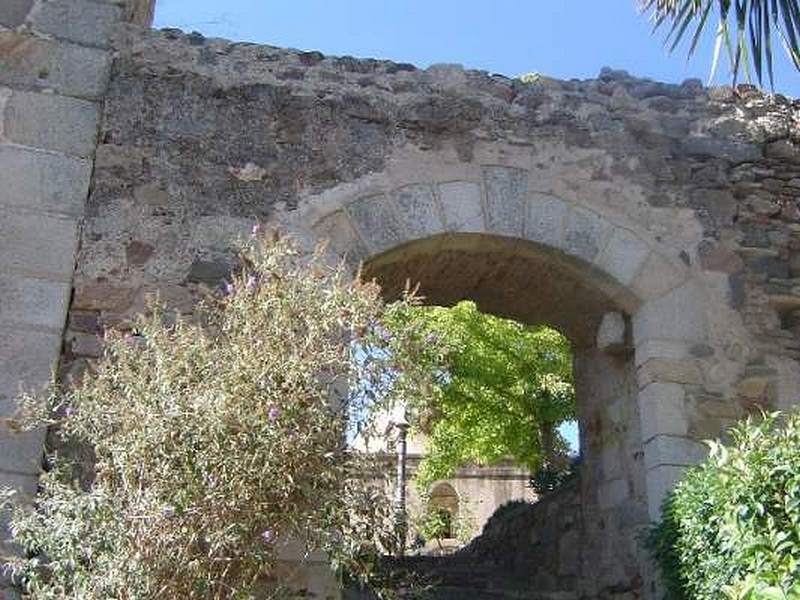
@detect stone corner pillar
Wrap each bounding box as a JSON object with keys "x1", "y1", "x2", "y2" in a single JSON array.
[{"x1": 0, "y1": 0, "x2": 156, "y2": 587}]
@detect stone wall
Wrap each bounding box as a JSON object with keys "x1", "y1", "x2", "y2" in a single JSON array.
[
  {"x1": 0, "y1": 2, "x2": 154, "y2": 594},
  {"x1": 3, "y1": 7, "x2": 800, "y2": 598}
]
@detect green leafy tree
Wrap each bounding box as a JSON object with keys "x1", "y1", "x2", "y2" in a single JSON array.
[
  {"x1": 640, "y1": 0, "x2": 800, "y2": 88},
  {"x1": 394, "y1": 300, "x2": 575, "y2": 488},
  {"x1": 0, "y1": 232, "x2": 442, "y2": 600}
]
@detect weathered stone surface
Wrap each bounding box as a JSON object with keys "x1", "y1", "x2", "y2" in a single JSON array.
[
  {"x1": 186, "y1": 258, "x2": 234, "y2": 285},
  {"x1": 0, "y1": 328, "x2": 60, "y2": 414},
  {"x1": 0, "y1": 209, "x2": 78, "y2": 279},
  {"x1": 637, "y1": 357, "x2": 703, "y2": 387},
  {"x1": 345, "y1": 194, "x2": 405, "y2": 254},
  {"x1": 646, "y1": 465, "x2": 687, "y2": 520},
  {"x1": 28, "y1": 0, "x2": 123, "y2": 48},
  {"x1": 643, "y1": 435, "x2": 708, "y2": 471},
  {"x1": 0, "y1": 0, "x2": 33, "y2": 27},
  {"x1": 563, "y1": 207, "x2": 611, "y2": 263},
  {"x1": 311, "y1": 210, "x2": 366, "y2": 264},
  {"x1": 596, "y1": 228, "x2": 650, "y2": 285},
  {"x1": 630, "y1": 253, "x2": 687, "y2": 302},
  {"x1": 597, "y1": 311, "x2": 626, "y2": 353},
  {"x1": 525, "y1": 192, "x2": 566, "y2": 249},
  {"x1": 0, "y1": 145, "x2": 91, "y2": 216},
  {"x1": 597, "y1": 478, "x2": 629, "y2": 510},
  {"x1": 438, "y1": 181, "x2": 483, "y2": 232},
  {"x1": 71, "y1": 281, "x2": 135, "y2": 311},
  {"x1": 483, "y1": 167, "x2": 526, "y2": 236},
  {"x1": 0, "y1": 32, "x2": 111, "y2": 99},
  {"x1": 392, "y1": 184, "x2": 443, "y2": 239},
  {"x1": 3, "y1": 90, "x2": 100, "y2": 157},
  {"x1": 0, "y1": 428, "x2": 45, "y2": 475},
  {"x1": 633, "y1": 281, "x2": 704, "y2": 344},
  {"x1": 0, "y1": 275, "x2": 70, "y2": 330},
  {"x1": 638, "y1": 382, "x2": 688, "y2": 442}
]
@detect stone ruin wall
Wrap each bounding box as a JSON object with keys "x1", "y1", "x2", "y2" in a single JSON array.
[{"x1": 2, "y1": 4, "x2": 800, "y2": 599}]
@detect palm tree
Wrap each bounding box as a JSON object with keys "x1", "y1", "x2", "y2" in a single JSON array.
[{"x1": 640, "y1": 0, "x2": 800, "y2": 89}]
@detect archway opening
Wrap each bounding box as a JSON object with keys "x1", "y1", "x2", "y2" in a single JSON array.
[{"x1": 361, "y1": 232, "x2": 647, "y2": 599}]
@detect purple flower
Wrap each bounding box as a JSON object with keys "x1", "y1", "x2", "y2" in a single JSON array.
[
  {"x1": 268, "y1": 406, "x2": 279, "y2": 421},
  {"x1": 223, "y1": 280, "x2": 235, "y2": 295},
  {"x1": 245, "y1": 274, "x2": 257, "y2": 291},
  {"x1": 64, "y1": 406, "x2": 73, "y2": 417},
  {"x1": 261, "y1": 529, "x2": 274, "y2": 544},
  {"x1": 251, "y1": 222, "x2": 262, "y2": 237}
]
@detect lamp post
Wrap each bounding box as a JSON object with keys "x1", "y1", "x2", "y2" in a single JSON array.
[{"x1": 392, "y1": 403, "x2": 409, "y2": 557}]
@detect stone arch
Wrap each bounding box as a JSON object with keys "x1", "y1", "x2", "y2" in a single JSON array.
[
  {"x1": 277, "y1": 161, "x2": 710, "y2": 597},
  {"x1": 427, "y1": 482, "x2": 459, "y2": 539}
]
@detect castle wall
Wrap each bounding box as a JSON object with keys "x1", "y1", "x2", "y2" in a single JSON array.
[{"x1": 2, "y1": 7, "x2": 800, "y2": 598}]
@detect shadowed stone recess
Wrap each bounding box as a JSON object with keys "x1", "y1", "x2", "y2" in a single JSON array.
[{"x1": 363, "y1": 233, "x2": 628, "y2": 348}]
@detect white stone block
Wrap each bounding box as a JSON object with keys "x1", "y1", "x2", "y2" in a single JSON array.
[
  {"x1": 345, "y1": 194, "x2": 406, "y2": 255},
  {"x1": 483, "y1": 166, "x2": 526, "y2": 236},
  {"x1": 525, "y1": 192, "x2": 567, "y2": 249},
  {"x1": 563, "y1": 206, "x2": 612, "y2": 262},
  {"x1": 392, "y1": 184, "x2": 444, "y2": 239},
  {"x1": 438, "y1": 181, "x2": 484, "y2": 232},
  {"x1": 643, "y1": 435, "x2": 708, "y2": 472},
  {"x1": 632, "y1": 280, "x2": 705, "y2": 345},
  {"x1": 596, "y1": 227, "x2": 650, "y2": 286},
  {"x1": 0, "y1": 275, "x2": 70, "y2": 331},
  {"x1": 638, "y1": 382, "x2": 688, "y2": 442},
  {"x1": 646, "y1": 464, "x2": 688, "y2": 521},
  {"x1": 0, "y1": 208, "x2": 79, "y2": 279},
  {"x1": 0, "y1": 145, "x2": 91, "y2": 216}
]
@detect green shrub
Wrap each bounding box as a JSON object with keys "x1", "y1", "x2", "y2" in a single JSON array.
[
  {"x1": 649, "y1": 412, "x2": 800, "y2": 600},
  {"x1": 0, "y1": 231, "x2": 443, "y2": 600}
]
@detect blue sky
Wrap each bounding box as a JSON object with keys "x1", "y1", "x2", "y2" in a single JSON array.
[{"x1": 154, "y1": 0, "x2": 800, "y2": 96}]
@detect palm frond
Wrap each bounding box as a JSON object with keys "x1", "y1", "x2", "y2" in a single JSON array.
[{"x1": 640, "y1": 0, "x2": 800, "y2": 89}]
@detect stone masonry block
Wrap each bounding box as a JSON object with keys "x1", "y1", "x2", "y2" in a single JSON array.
[
  {"x1": 0, "y1": 145, "x2": 91, "y2": 216},
  {"x1": 310, "y1": 210, "x2": 366, "y2": 267},
  {"x1": 644, "y1": 435, "x2": 708, "y2": 472},
  {"x1": 0, "y1": 0, "x2": 34, "y2": 27},
  {"x1": 483, "y1": 166, "x2": 527, "y2": 236},
  {"x1": 634, "y1": 338, "x2": 690, "y2": 367},
  {"x1": 596, "y1": 227, "x2": 650, "y2": 286},
  {"x1": 630, "y1": 252, "x2": 687, "y2": 302},
  {"x1": 632, "y1": 281, "x2": 705, "y2": 345},
  {"x1": 0, "y1": 329, "x2": 60, "y2": 414},
  {"x1": 0, "y1": 275, "x2": 70, "y2": 331},
  {"x1": 438, "y1": 181, "x2": 484, "y2": 232},
  {"x1": 639, "y1": 382, "x2": 689, "y2": 442},
  {"x1": 637, "y1": 358, "x2": 703, "y2": 387},
  {"x1": 0, "y1": 208, "x2": 79, "y2": 279},
  {"x1": 28, "y1": 0, "x2": 123, "y2": 48},
  {"x1": 563, "y1": 206, "x2": 611, "y2": 263},
  {"x1": 525, "y1": 192, "x2": 566, "y2": 249},
  {"x1": 0, "y1": 32, "x2": 111, "y2": 100},
  {"x1": 392, "y1": 184, "x2": 444, "y2": 240},
  {"x1": 0, "y1": 427, "x2": 45, "y2": 475},
  {"x1": 646, "y1": 464, "x2": 687, "y2": 521},
  {"x1": 345, "y1": 194, "x2": 405, "y2": 255},
  {"x1": 3, "y1": 90, "x2": 100, "y2": 157}
]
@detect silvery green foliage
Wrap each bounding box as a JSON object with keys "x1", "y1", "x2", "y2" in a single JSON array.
[
  {"x1": 1, "y1": 232, "x2": 443, "y2": 600},
  {"x1": 650, "y1": 411, "x2": 800, "y2": 600}
]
